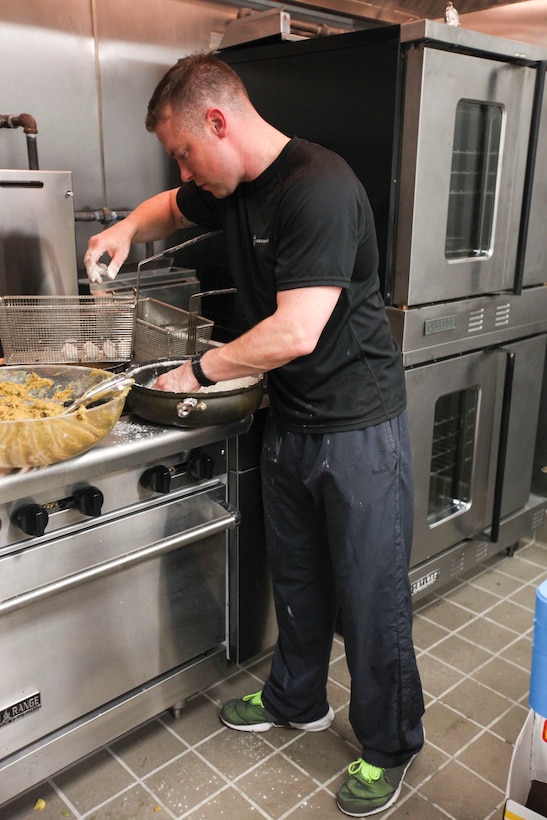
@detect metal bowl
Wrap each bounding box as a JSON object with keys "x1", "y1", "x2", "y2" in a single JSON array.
[{"x1": 0, "y1": 365, "x2": 131, "y2": 468}]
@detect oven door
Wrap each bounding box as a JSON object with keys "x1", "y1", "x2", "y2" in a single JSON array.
[
  {"x1": 394, "y1": 47, "x2": 536, "y2": 306},
  {"x1": 521, "y1": 64, "x2": 547, "y2": 288},
  {"x1": 493, "y1": 334, "x2": 547, "y2": 524},
  {"x1": 406, "y1": 348, "x2": 506, "y2": 567},
  {"x1": 0, "y1": 483, "x2": 235, "y2": 760}
]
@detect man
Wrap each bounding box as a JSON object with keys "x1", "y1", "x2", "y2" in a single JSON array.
[{"x1": 84, "y1": 52, "x2": 424, "y2": 817}]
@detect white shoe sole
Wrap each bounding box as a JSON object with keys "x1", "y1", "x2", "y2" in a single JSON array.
[
  {"x1": 221, "y1": 717, "x2": 285, "y2": 732},
  {"x1": 290, "y1": 705, "x2": 335, "y2": 731},
  {"x1": 221, "y1": 705, "x2": 335, "y2": 733}
]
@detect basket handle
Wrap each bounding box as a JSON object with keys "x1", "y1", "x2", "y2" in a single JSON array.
[
  {"x1": 187, "y1": 288, "x2": 238, "y2": 355},
  {"x1": 135, "y1": 230, "x2": 224, "y2": 302}
]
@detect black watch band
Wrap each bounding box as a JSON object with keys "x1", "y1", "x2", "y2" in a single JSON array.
[{"x1": 191, "y1": 353, "x2": 217, "y2": 387}]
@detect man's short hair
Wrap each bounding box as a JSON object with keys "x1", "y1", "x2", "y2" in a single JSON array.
[{"x1": 146, "y1": 52, "x2": 249, "y2": 132}]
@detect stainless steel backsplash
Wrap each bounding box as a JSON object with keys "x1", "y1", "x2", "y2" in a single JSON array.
[{"x1": 0, "y1": 0, "x2": 234, "y2": 277}]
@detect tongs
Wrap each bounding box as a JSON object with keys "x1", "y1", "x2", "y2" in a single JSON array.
[
  {"x1": 135, "y1": 230, "x2": 224, "y2": 292},
  {"x1": 61, "y1": 373, "x2": 135, "y2": 414}
]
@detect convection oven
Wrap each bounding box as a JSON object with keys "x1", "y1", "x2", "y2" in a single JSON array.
[{"x1": 220, "y1": 21, "x2": 547, "y2": 598}]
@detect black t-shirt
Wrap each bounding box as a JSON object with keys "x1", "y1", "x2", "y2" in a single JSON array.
[{"x1": 176, "y1": 137, "x2": 406, "y2": 433}]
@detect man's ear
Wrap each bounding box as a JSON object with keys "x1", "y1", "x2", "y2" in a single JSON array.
[{"x1": 206, "y1": 107, "x2": 227, "y2": 137}]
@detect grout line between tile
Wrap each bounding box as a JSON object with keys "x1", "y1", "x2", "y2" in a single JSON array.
[
  {"x1": 175, "y1": 740, "x2": 281, "y2": 820},
  {"x1": 47, "y1": 778, "x2": 84, "y2": 820},
  {"x1": 78, "y1": 782, "x2": 163, "y2": 819},
  {"x1": 180, "y1": 782, "x2": 272, "y2": 820}
]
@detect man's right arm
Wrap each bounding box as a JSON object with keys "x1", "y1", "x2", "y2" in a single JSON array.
[{"x1": 84, "y1": 188, "x2": 193, "y2": 283}]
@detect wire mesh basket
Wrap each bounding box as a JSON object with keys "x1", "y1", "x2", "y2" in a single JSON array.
[
  {"x1": 134, "y1": 298, "x2": 214, "y2": 362},
  {"x1": 0, "y1": 294, "x2": 137, "y2": 365},
  {"x1": 0, "y1": 235, "x2": 227, "y2": 366}
]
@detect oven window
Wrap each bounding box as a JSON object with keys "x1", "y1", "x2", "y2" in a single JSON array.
[
  {"x1": 445, "y1": 99, "x2": 503, "y2": 261},
  {"x1": 428, "y1": 387, "x2": 478, "y2": 524}
]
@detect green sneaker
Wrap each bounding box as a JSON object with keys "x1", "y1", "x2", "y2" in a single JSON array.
[
  {"x1": 220, "y1": 690, "x2": 335, "y2": 733},
  {"x1": 336, "y1": 753, "x2": 418, "y2": 817}
]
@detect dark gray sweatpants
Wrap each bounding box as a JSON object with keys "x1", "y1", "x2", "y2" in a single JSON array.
[{"x1": 260, "y1": 411, "x2": 424, "y2": 769}]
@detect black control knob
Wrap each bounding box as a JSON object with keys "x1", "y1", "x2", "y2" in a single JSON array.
[
  {"x1": 140, "y1": 465, "x2": 171, "y2": 493},
  {"x1": 188, "y1": 452, "x2": 214, "y2": 481},
  {"x1": 14, "y1": 504, "x2": 49, "y2": 537},
  {"x1": 74, "y1": 486, "x2": 104, "y2": 517}
]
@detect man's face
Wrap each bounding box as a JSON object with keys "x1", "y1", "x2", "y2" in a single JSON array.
[{"x1": 155, "y1": 106, "x2": 241, "y2": 198}]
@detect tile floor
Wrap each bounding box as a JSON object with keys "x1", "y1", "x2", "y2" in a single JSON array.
[{"x1": 2, "y1": 526, "x2": 547, "y2": 820}]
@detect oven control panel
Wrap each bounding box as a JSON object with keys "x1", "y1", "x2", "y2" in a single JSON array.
[{"x1": 0, "y1": 440, "x2": 228, "y2": 550}]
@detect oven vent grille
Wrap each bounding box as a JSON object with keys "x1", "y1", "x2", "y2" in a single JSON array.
[
  {"x1": 494, "y1": 303, "x2": 511, "y2": 327},
  {"x1": 450, "y1": 551, "x2": 465, "y2": 577},
  {"x1": 475, "y1": 540, "x2": 489, "y2": 563},
  {"x1": 467, "y1": 308, "x2": 485, "y2": 334},
  {"x1": 532, "y1": 507, "x2": 546, "y2": 531}
]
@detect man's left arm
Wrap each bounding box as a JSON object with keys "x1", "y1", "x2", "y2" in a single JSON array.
[{"x1": 153, "y1": 285, "x2": 342, "y2": 392}]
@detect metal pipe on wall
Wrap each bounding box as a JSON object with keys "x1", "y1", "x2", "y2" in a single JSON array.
[
  {"x1": 0, "y1": 113, "x2": 39, "y2": 170},
  {"x1": 74, "y1": 208, "x2": 132, "y2": 223}
]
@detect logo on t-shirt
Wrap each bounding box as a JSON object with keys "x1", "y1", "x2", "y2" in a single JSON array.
[{"x1": 252, "y1": 235, "x2": 270, "y2": 247}]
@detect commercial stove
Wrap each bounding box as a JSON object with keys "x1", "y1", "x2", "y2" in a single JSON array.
[{"x1": 0, "y1": 412, "x2": 251, "y2": 805}]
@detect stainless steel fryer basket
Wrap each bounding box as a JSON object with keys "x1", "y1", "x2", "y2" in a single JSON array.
[
  {"x1": 0, "y1": 232, "x2": 225, "y2": 366},
  {"x1": 134, "y1": 298, "x2": 213, "y2": 361},
  {"x1": 0, "y1": 293, "x2": 137, "y2": 365}
]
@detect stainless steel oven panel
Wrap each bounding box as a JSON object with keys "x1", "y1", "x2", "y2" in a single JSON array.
[
  {"x1": 409, "y1": 493, "x2": 547, "y2": 600},
  {"x1": 0, "y1": 483, "x2": 229, "y2": 597},
  {"x1": 0, "y1": 484, "x2": 233, "y2": 759},
  {"x1": 395, "y1": 47, "x2": 535, "y2": 306},
  {"x1": 387, "y1": 285, "x2": 547, "y2": 367},
  {"x1": 497, "y1": 334, "x2": 547, "y2": 518},
  {"x1": 406, "y1": 348, "x2": 506, "y2": 567},
  {"x1": 0, "y1": 170, "x2": 78, "y2": 297},
  {"x1": 522, "y1": 67, "x2": 547, "y2": 288},
  {"x1": 1, "y1": 458, "x2": 228, "y2": 554},
  {"x1": 87, "y1": 267, "x2": 201, "y2": 310},
  {"x1": 0, "y1": 647, "x2": 227, "y2": 807}
]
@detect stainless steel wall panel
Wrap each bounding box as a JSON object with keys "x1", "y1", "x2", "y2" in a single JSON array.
[
  {"x1": 460, "y1": 0, "x2": 547, "y2": 48},
  {"x1": 94, "y1": 1, "x2": 234, "y2": 232},
  {"x1": 77, "y1": 0, "x2": 235, "y2": 265},
  {"x1": 0, "y1": 0, "x2": 235, "y2": 268},
  {"x1": 0, "y1": 1, "x2": 101, "y2": 207}
]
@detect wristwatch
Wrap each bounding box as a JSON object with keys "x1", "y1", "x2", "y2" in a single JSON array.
[{"x1": 191, "y1": 353, "x2": 217, "y2": 387}]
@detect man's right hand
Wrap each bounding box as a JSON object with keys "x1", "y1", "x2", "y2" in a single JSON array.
[
  {"x1": 84, "y1": 226, "x2": 132, "y2": 283},
  {"x1": 83, "y1": 190, "x2": 188, "y2": 283}
]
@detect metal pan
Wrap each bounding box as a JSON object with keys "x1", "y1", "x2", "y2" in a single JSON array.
[{"x1": 126, "y1": 359, "x2": 263, "y2": 428}]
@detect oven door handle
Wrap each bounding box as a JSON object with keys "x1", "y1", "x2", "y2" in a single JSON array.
[
  {"x1": 0, "y1": 502, "x2": 240, "y2": 617},
  {"x1": 490, "y1": 349, "x2": 515, "y2": 543}
]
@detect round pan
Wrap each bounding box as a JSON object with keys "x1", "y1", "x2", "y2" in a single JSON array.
[{"x1": 126, "y1": 358, "x2": 263, "y2": 428}]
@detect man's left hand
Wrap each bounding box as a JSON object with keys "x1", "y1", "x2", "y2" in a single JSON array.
[{"x1": 152, "y1": 362, "x2": 200, "y2": 392}]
